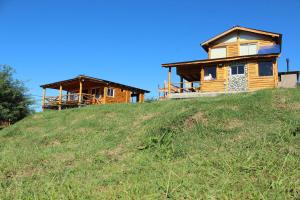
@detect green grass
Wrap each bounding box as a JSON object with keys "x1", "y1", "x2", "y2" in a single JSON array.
[{"x1": 0, "y1": 89, "x2": 300, "y2": 199}]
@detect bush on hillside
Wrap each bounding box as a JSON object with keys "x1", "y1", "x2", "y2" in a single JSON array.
[{"x1": 0, "y1": 65, "x2": 33, "y2": 125}]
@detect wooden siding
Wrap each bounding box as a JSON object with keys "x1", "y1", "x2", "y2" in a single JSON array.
[
  {"x1": 226, "y1": 44, "x2": 239, "y2": 57},
  {"x1": 201, "y1": 66, "x2": 226, "y2": 92},
  {"x1": 247, "y1": 60, "x2": 277, "y2": 91},
  {"x1": 201, "y1": 80, "x2": 225, "y2": 92},
  {"x1": 105, "y1": 87, "x2": 128, "y2": 104},
  {"x1": 208, "y1": 31, "x2": 277, "y2": 58}
]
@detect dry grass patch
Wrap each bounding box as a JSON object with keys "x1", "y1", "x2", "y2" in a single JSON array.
[
  {"x1": 224, "y1": 118, "x2": 244, "y2": 130},
  {"x1": 184, "y1": 111, "x2": 208, "y2": 129}
]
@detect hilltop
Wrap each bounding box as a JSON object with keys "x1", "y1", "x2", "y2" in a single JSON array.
[{"x1": 0, "y1": 89, "x2": 300, "y2": 199}]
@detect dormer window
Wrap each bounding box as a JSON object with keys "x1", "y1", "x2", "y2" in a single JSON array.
[
  {"x1": 210, "y1": 47, "x2": 226, "y2": 59},
  {"x1": 240, "y1": 43, "x2": 257, "y2": 56}
]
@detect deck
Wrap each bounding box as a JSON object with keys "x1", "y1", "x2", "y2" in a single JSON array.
[{"x1": 43, "y1": 93, "x2": 103, "y2": 110}]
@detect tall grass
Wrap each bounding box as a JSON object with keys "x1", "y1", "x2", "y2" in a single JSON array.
[{"x1": 0, "y1": 89, "x2": 299, "y2": 199}]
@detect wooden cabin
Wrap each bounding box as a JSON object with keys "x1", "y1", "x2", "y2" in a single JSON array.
[
  {"x1": 40, "y1": 75, "x2": 149, "y2": 110},
  {"x1": 160, "y1": 26, "x2": 282, "y2": 98}
]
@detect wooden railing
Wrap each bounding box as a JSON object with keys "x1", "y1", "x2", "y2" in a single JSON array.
[
  {"x1": 44, "y1": 93, "x2": 103, "y2": 107},
  {"x1": 158, "y1": 81, "x2": 201, "y2": 98}
]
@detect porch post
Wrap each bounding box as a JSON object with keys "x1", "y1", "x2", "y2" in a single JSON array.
[
  {"x1": 58, "y1": 85, "x2": 62, "y2": 110},
  {"x1": 42, "y1": 88, "x2": 46, "y2": 111},
  {"x1": 168, "y1": 67, "x2": 171, "y2": 96},
  {"x1": 103, "y1": 87, "x2": 107, "y2": 104},
  {"x1": 180, "y1": 76, "x2": 183, "y2": 93},
  {"x1": 79, "y1": 80, "x2": 83, "y2": 105},
  {"x1": 138, "y1": 93, "x2": 144, "y2": 103},
  {"x1": 129, "y1": 91, "x2": 132, "y2": 103}
]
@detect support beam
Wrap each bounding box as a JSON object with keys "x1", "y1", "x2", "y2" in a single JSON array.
[
  {"x1": 79, "y1": 80, "x2": 83, "y2": 105},
  {"x1": 67, "y1": 91, "x2": 70, "y2": 101},
  {"x1": 180, "y1": 76, "x2": 183, "y2": 93},
  {"x1": 42, "y1": 88, "x2": 46, "y2": 111},
  {"x1": 139, "y1": 93, "x2": 144, "y2": 103},
  {"x1": 129, "y1": 91, "x2": 132, "y2": 103},
  {"x1": 168, "y1": 67, "x2": 171, "y2": 95},
  {"x1": 103, "y1": 87, "x2": 107, "y2": 104},
  {"x1": 58, "y1": 85, "x2": 62, "y2": 110}
]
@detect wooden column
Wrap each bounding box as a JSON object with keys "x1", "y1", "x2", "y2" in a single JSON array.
[
  {"x1": 138, "y1": 93, "x2": 144, "y2": 103},
  {"x1": 125, "y1": 90, "x2": 128, "y2": 103},
  {"x1": 180, "y1": 76, "x2": 183, "y2": 93},
  {"x1": 129, "y1": 91, "x2": 132, "y2": 103},
  {"x1": 42, "y1": 88, "x2": 46, "y2": 111},
  {"x1": 58, "y1": 85, "x2": 62, "y2": 110},
  {"x1": 103, "y1": 87, "x2": 107, "y2": 104},
  {"x1": 79, "y1": 80, "x2": 83, "y2": 105},
  {"x1": 168, "y1": 67, "x2": 171, "y2": 96},
  {"x1": 237, "y1": 31, "x2": 240, "y2": 56}
]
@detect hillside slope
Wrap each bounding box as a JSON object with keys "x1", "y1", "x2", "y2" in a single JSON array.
[{"x1": 0, "y1": 89, "x2": 300, "y2": 199}]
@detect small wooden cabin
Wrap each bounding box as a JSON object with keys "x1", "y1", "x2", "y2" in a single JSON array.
[
  {"x1": 160, "y1": 26, "x2": 282, "y2": 98},
  {"x1": 40, "y1": 75, "x2": 149, "y2": 110}
]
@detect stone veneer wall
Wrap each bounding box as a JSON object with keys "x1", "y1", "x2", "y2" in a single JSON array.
[{"x1": 227, "y1": 65, "x2": 248, "y2": 92}]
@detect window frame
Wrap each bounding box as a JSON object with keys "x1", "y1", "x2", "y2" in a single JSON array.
[
  {"x1": 204, "y1": 66, "x2": 217, "y2": 80},
  {"x1": 91, "y1": 88, "x2": 101, "y2": 98},
  {"x1": 210, "y1": 47, "x2": 227, "y2": 59},
  {"x1": 258, "y1": 61, "x2": 273, "y2": 77},
  {"x1": 107, "y1": 88, "x2": 115, "y2": 97},
  {"x1": 240, "y1": 43, "x2": 257, "y2": 56},
  {"x1": 230, "y1": 64, "x2": 245, "y2": 76}
]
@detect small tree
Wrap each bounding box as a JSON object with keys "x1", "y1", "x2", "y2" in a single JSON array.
[{"x1": 0, "y1": 65, "x2": 33, "y2": 124}]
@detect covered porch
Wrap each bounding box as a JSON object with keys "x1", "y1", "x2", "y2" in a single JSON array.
[
  {"x1": 40, "y1": 75, "x2": 147, "y2": 110},
  {"x1": 159, "y1": 54, "x2": 279, "y2": 98},
  {"x1": 41, "y1": 76, "x2": 107, "y2": 110},
  {"x1": 159, "y1": 59, "x2": 219, "y2": 99}
]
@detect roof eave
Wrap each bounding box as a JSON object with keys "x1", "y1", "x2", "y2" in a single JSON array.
[{"x1": 161, "y1": 53, "x2": 280, "y2": 68}]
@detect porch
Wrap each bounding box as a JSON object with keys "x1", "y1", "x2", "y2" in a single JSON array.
[
  {"x1": 43, "y1": 93, "x2": 103, "y2": 110},
  {"x1": 41, "y1": 75, "x2": 148, "y2": 110},
  {"x1": 159, "y1": 54, "x2": 280, "y2": 99}
]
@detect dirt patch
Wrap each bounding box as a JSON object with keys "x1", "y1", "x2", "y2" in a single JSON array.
[
  {"x1": 50, "y1": 139, "x2": 61, "y2": 146},
  {"x1": 184, "y1": 111, "x2": 208, "y2": 129},
  {"x1": 224, "y1": 119, "x2": 244, "y2": 130}
]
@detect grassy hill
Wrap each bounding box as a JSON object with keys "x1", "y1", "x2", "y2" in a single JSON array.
[{"x1": 0, "y1": 89, "x2": 300, "y2": 199}]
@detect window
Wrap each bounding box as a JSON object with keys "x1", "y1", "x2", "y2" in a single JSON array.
[
  {"x1": 231, "y1": 65, "x2": 245, "y2": 75},
  {"x1": 259, "y1": 61, "x2": 273, "y2": 76},
  {"x1": 211, "y1": 47, "x2": 226, "y2": 59},
  {"x1": 204, "y1": 66, "x2": 217, "y2": 80},
  {"x1": 91, "y1": 88, "x2": 100, "y2": 98},
  {"x1": 240, "y1": 43, "x2": 257, "y2": 56},
  {"x1": 107, "y1": 88, "x2": 114, "y2": 97}
]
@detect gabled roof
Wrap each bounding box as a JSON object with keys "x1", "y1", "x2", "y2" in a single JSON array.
[
  {"x1": 40, "y1": 75, "x2": 150, "y2": 93},
  {"x1": 201, "y1": 26, "x2": 282, "y2": 51}
]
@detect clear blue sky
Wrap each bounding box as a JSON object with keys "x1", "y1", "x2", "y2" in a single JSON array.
[{"x1": 1, "y1": 0, "x2": 299, "y2": 109}]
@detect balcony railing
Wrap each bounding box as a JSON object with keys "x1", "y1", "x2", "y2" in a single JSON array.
[
  {"x1": 158, "y1": 81, "x2": 201, "y2": 99},
  {"x1": 44, "y1": 93, "x2": 103, "y2": 107}
]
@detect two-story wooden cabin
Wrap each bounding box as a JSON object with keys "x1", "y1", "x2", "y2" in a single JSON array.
[
  {"x1": 41, "y1": 75, "x2": 149, "y2": 110},
  {"x1": 160, "y1": 26, "x2": 282, "y2": 98}
]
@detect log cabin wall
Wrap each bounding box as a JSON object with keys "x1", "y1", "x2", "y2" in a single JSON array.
[
  {"x1": 247, "y1": 59, "x2": 278, "y2": 91},
  {"x1": 105, "y1": 86, "x2": 131, "y2": 104},
  {"x1": 77, "y1": 84, "x2": 141, "y2": 104},
  {"x1": 200, "y1": 65, "x2": 226, "y2": 92}
]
